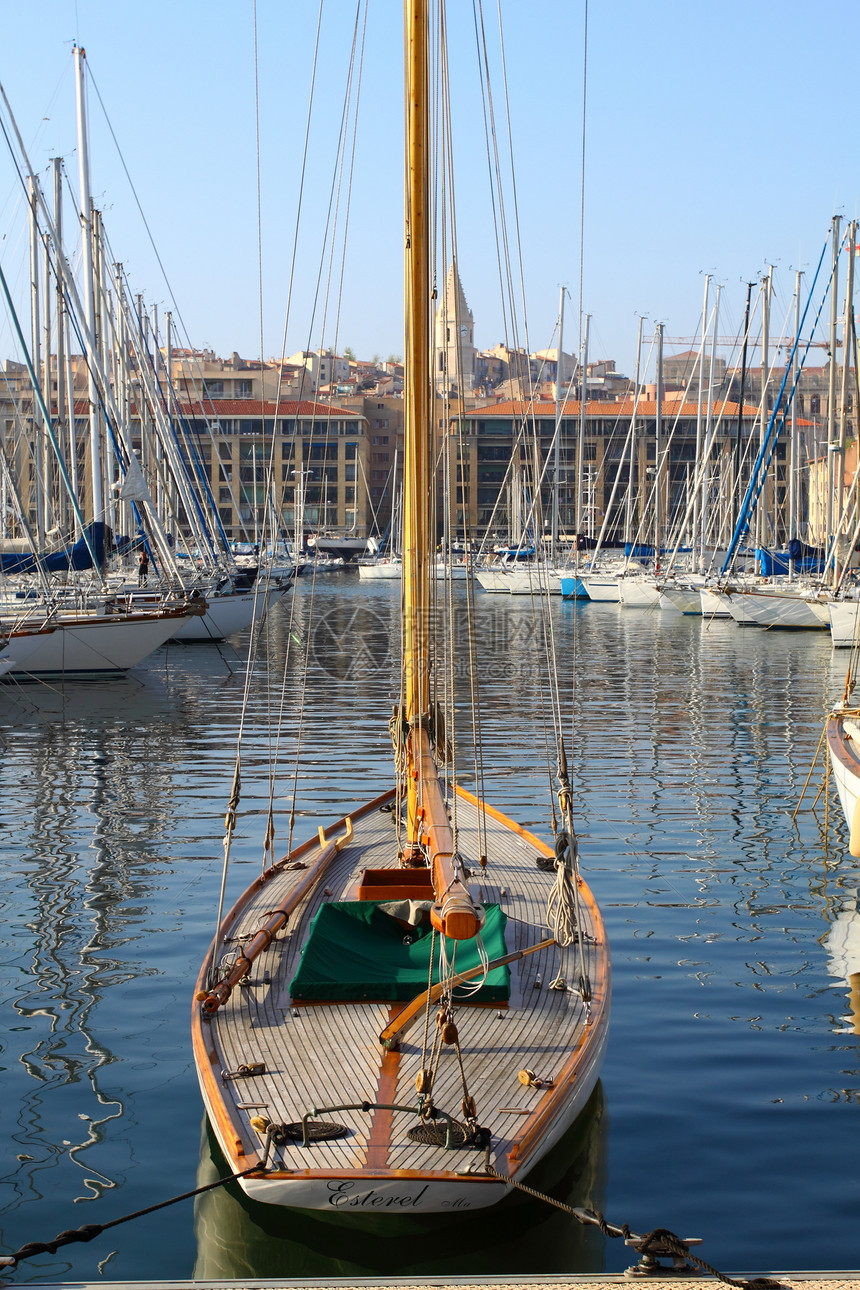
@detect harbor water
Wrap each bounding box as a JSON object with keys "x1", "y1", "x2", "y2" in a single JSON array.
[{"x1": 1, "y1": 575, "x2": 859, "y2": 1281}]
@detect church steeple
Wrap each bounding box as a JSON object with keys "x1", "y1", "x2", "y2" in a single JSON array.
[{"x1": 435, "y1": 261, "x2": 475, "y2": 393}]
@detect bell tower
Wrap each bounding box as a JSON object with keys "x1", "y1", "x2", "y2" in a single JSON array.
[{"x1": 435, "y1": 262, "x2": 475, "y2": 393}]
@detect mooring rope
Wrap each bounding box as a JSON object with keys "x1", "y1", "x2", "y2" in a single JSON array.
[
  {"x1": 487, "y1": 1167, "x2": 784, "y2": 1290},
  {"x1": 0, "y1": 1162, "x2": 263, "y2": 1270},
  {"x1": 2, "y1": 1148, "x2": 788, "y2": 1286}
]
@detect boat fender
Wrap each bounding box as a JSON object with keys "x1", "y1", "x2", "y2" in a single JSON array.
[{"x1": 850, "y1": 795, "x2": 860, "y2": 857}]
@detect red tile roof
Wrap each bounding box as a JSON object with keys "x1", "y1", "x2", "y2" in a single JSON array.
[
  {"x1": 468, "y1": 398, "x2": 762, "y2": 419},
  {"x1": 177, "y1": 398, "x2": 360, "y2": 417}
]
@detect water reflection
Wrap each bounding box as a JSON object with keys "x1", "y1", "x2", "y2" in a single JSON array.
[
  {"x1": 193, "y1": 1087, "x2": 607, "y2": 1279},
  {"x1": 823, "y1": 894, "x2": 860, "y2": 1034},
  {"x1": 0, "y1": 662, "x2": 240, "y2": 1269},
  {"x1": 4, "y1": 578, "x2": 860, "y2": 1275}
]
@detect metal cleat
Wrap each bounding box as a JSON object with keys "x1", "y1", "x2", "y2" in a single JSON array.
[
  {"x1": 624, "y1": 1233, "x2": 703, "y2": 1278},
  {"x1": 220, "y1": 1061, "x2": 266, "y2": 1083}
]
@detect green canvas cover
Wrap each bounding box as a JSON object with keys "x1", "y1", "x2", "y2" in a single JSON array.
[{"x1": 289, "y1": 901, "x2": 510, "y2": 1003}]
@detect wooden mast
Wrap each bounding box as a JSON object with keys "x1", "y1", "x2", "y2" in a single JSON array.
[{"x1": 403, "y1": 0, "x2": 480, "y2": 941}]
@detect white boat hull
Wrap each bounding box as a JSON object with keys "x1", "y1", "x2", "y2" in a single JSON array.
[
  {"x1": 700, "y1": 588, "x2": 732, "y2": 618},
  {"x1": 829, "y1": 600, "x2": 860, "y2": 648},
  {"x1": 172, "y1": 589, "x2": 284, "y2": 641},
  {"x1": 726, "y1": 588, "x2": 829, "y2": 629},
  {"x1": 358, "y1": 561, "x2": 402, "y2": 580},
  {"x1": 659, "y1": 581, "x2": 704, "y2": 615},
  {"x1": 1, "y1": 608, "x2": 192, "y2": 679},
  {"x1": 579, "y1": 575, "x2": 620, "y2": 602},
  {"x1": 476, "y1": 566, "x2": 560, "y2": 595},
  {"x1": 619, "y1": 577, "x2": 661, "y2": 608},
  {"x1": 827, "y1": 713, "x2": 860, "y2": 854}
]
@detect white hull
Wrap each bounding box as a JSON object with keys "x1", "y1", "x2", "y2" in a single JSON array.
[
  {"x1": 827, "y1": 713, "x2": 860, "y2": 854},
  {"x1": 659, "y1": 579, "x2": 705, "y2": 615},
  {"x1": 358, "y1": 561, "x2": 402, "y2": 580},
  {"x1": 476, "y1": 566, "x2": 560, "y2": 595},
  {"x1": 238, "y1": 1171, "x2": 507, "y2": 1211},
  {"x1": 1, "y1": 608, "x2": 191, "y2": 679},
  {"x1": 172, "y1": 589, "x2": 284, "y2": 641},
  {"x1": 700, "y1": 587, "x2": 732, "y2": 618},
  {"x1": 579, "y1": 574, "x2": 620, "y2": 602},
  {"x1": 829, "y1": 600, "x2": 860, "y2": 648},
  {"x1": 725, "y1": 588, "x2": 829, "y2": 629},
  {"x1": 619, "y1": 577, "x2": 661, "y2": 608}
]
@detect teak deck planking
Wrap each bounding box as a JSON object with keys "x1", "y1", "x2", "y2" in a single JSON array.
[{"x1": 195, "y1": 788, "x2": 610, "y2": 1198}]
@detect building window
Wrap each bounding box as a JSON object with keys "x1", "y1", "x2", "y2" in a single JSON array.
[{"x1": 219, "y1": 487, "x2": 231, "y2": 502}]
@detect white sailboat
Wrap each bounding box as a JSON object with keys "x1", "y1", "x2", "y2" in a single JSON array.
[
  {"x1": 0, "y1": 599, "x2": 198, "y2": 679},
  {"x1": 0, "y1": 55, "x2": 236, "y2": 669},
  {"x1": 192, "y1": 0, "x2": 609, "y2": 1213}
]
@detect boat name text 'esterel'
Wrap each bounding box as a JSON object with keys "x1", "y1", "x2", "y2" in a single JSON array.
[{"x1": 325, "y1": 1181, "x2": 471, "y2": 1209}]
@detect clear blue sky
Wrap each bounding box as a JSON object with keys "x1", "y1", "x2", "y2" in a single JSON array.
[{"x1": 0, "y1": 0, "x2": 855, "y2": 381}]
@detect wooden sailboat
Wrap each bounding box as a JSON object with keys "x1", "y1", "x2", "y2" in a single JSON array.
[{"x1": 192, "y1": 0, "x2": 609, "y2": 1213}]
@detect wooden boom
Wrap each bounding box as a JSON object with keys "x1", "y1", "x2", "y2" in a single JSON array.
[
  {"x1": 379, "y1": 937, "x2": 556, "y2": 1050},
  {"x1": 197, "y1": 819, "x2": 353, "y2": 1013}
]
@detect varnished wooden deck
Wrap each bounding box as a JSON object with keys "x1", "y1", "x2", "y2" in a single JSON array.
[{"x1": 192, "y1": 788, "x2": 610, "y2": 1203}]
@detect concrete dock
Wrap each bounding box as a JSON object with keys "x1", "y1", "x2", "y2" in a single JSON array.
[{"x1": 12, "y1": 1274, "x2": 860, "y2": 1290}]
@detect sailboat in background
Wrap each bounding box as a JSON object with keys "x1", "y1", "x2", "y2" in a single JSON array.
[
  {"x1": 0, "y1": 50, "x2": 297, "y2": 670},
  {"x1": 358, "y1": 451, "x2": 403, "y2": 580},
  {"x1": 0, "y1": 58, "x2": 211, "y2": 678},
  {"x1": 192, "y1": 0, "x2": 609, "y2": 1212}
]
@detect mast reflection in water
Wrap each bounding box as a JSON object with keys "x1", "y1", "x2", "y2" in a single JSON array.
[{"x1": 2, "y1": 584, "x2": 860, "y2": 1277}]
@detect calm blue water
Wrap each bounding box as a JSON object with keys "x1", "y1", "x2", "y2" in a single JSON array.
[{"x1": 1, "y1": 576, "x2": 858, "y2": 1282}]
